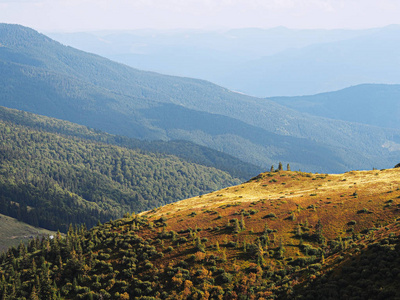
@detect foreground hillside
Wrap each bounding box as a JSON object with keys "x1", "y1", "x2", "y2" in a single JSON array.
[
  {"x1": 0, "y1": 109, "x2": 240, "y2": 232},
  {"x1": 1, "y1": 24, "x2": 400, "y2": 172},
  {"x1": 1, "y1": 167, "x2": 399, "y2": 299}
]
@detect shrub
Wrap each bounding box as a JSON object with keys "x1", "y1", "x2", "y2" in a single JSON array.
[
  {"x1": 216, "y1": 272, "x2": 233, "y2": 284},
  {"x1": 179, "y1": 237, "x2": 188, "y2": 243},
  {"x1": 263, "y1": 213, "x2": 277, "y2": 219},
  {"x1": 226, "y1": 241, "x2": 237, "y2": 248},
  {"x1": 165, "y1": 246, "x2": 174, "y2": 253}
]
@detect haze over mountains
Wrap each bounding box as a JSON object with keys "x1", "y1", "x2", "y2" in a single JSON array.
[
  {"x1": 1, "y1": 23, "x2": 400, "y2": 173},
  {"x1": 48, "y1": 25, "x2": 400, "y2": 97},
  {"x1": 270, "y1": 84, "x2": 400, "y2": 130}
]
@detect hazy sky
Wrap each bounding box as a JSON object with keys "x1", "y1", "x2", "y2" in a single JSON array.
[{"x1": 1, "y1": 0, "x2": 399, "y2": 32}]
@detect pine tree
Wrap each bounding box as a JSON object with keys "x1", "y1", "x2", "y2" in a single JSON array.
[
  {"x1": 263, "y1": 223, "x2": 269, "y2": 235},
  {"x1": 40, "y1": 261, "x2": 54, "y2": 299},
  {"x1": 315, "y1": 219, "x2": 325, "y2": 244},
  {"x1": 216, "y1": 241, "x2": 220, "y2": 251},
  {"x1": 296, "y1": 224, "x2": 302, "y2": 237},
  {"x1": 222, "y1": 249, "x2": 227, "y2": 262},
  {"x1": 30, "y1": 285, "x2": 40, "y2": 300},
  {"x1": 256, "y1": 240, "x2": 265, "y2": 264},
  {"x1": 278, "y1": 238, "x2": 285, "y2": 259},
  {"x1": 234, "y1": 219, "x2": 241, "y2": 233}
]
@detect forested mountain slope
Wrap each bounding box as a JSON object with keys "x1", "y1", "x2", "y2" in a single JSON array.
[
  {"x1": 0, "y1": 110, "x2": 240, "y2": 232},
  {"x1": 1, "y1": 24, "x2": 400, "y2": 172},
  {"x1": 0, "y1": 106, "x2": 261, "y2": 181},
  {"x1": 1, "y1": 167, "x2": 400, "y2": 299}
]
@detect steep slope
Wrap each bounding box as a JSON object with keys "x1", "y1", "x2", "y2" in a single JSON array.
[
  {"x1": 1, "y1": 24, "x2": 400, "y2": 172},
  {"x1": 1, "y1": 167, "x2": 399, "y2": 299},
  {"x1": 292, "y1": 223, "x2": 400, "y2": 299},
  {"x1": 0, "y1": 111, "x2": 240, "y2": 232},
  {"x1": 270, "y1": 84, "x2": 400, "y2": 131}
]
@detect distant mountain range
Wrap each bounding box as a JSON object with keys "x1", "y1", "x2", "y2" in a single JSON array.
[
  {"x1": 269, "y1": 84, "x2": 400, "y2": 130},
  {"x1": 1, "y1": 23, "x2": 400, "y2": 173},
  {"x1": 48, "y1": 25, "x2": 400, "y2": 97}
]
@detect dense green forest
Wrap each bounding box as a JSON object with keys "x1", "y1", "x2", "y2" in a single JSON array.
[
  {"x1": 0, "y1": 106, "x2": 261, "y2": 181},
  {"x1": 0, "y1": 117, "x2": 240, "y2": 232}
]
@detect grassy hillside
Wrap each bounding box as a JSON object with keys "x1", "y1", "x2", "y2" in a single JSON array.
[
  {"x1": 1, "y1": 24, "x2": 400, "y2": 172},
  {"x1": 0, "y1": 213, "x2": 56, "y2": 252},
  {"x1": 270, "y1": 84, "x2": 400, "y2": 131},
  {"x1": 1, "y1": 167, "x2": 399, "y2": 299},
  {"x1": 0, "y1": 112, "x2": 240, "y2": 232}
]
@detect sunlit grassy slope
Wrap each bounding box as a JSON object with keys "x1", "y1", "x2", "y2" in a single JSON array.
[
  {"x1": 136, "y1": 168, "x2": 400, "y2": 298},
  {"x1": 143, "y1": 168, "x2": 400, "y2": 241},
  {"x1": 0, "y1": 213, "x2": 56, "y2": 252}
]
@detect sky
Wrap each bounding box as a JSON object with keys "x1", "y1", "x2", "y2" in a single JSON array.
[{"x1": 0, "y1": 0, "x2": 399, "y2": 32}]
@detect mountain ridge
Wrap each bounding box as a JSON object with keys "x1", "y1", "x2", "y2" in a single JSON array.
[
  {"x1": 269, "y1": 83, "x2": 400, "y2": 130},
  {"x1": 1, "y1": 23, "x2": 400, "y2": 173},
  {"x1": 47, "y1": 25, "x2": 400, "y2": 97}
]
